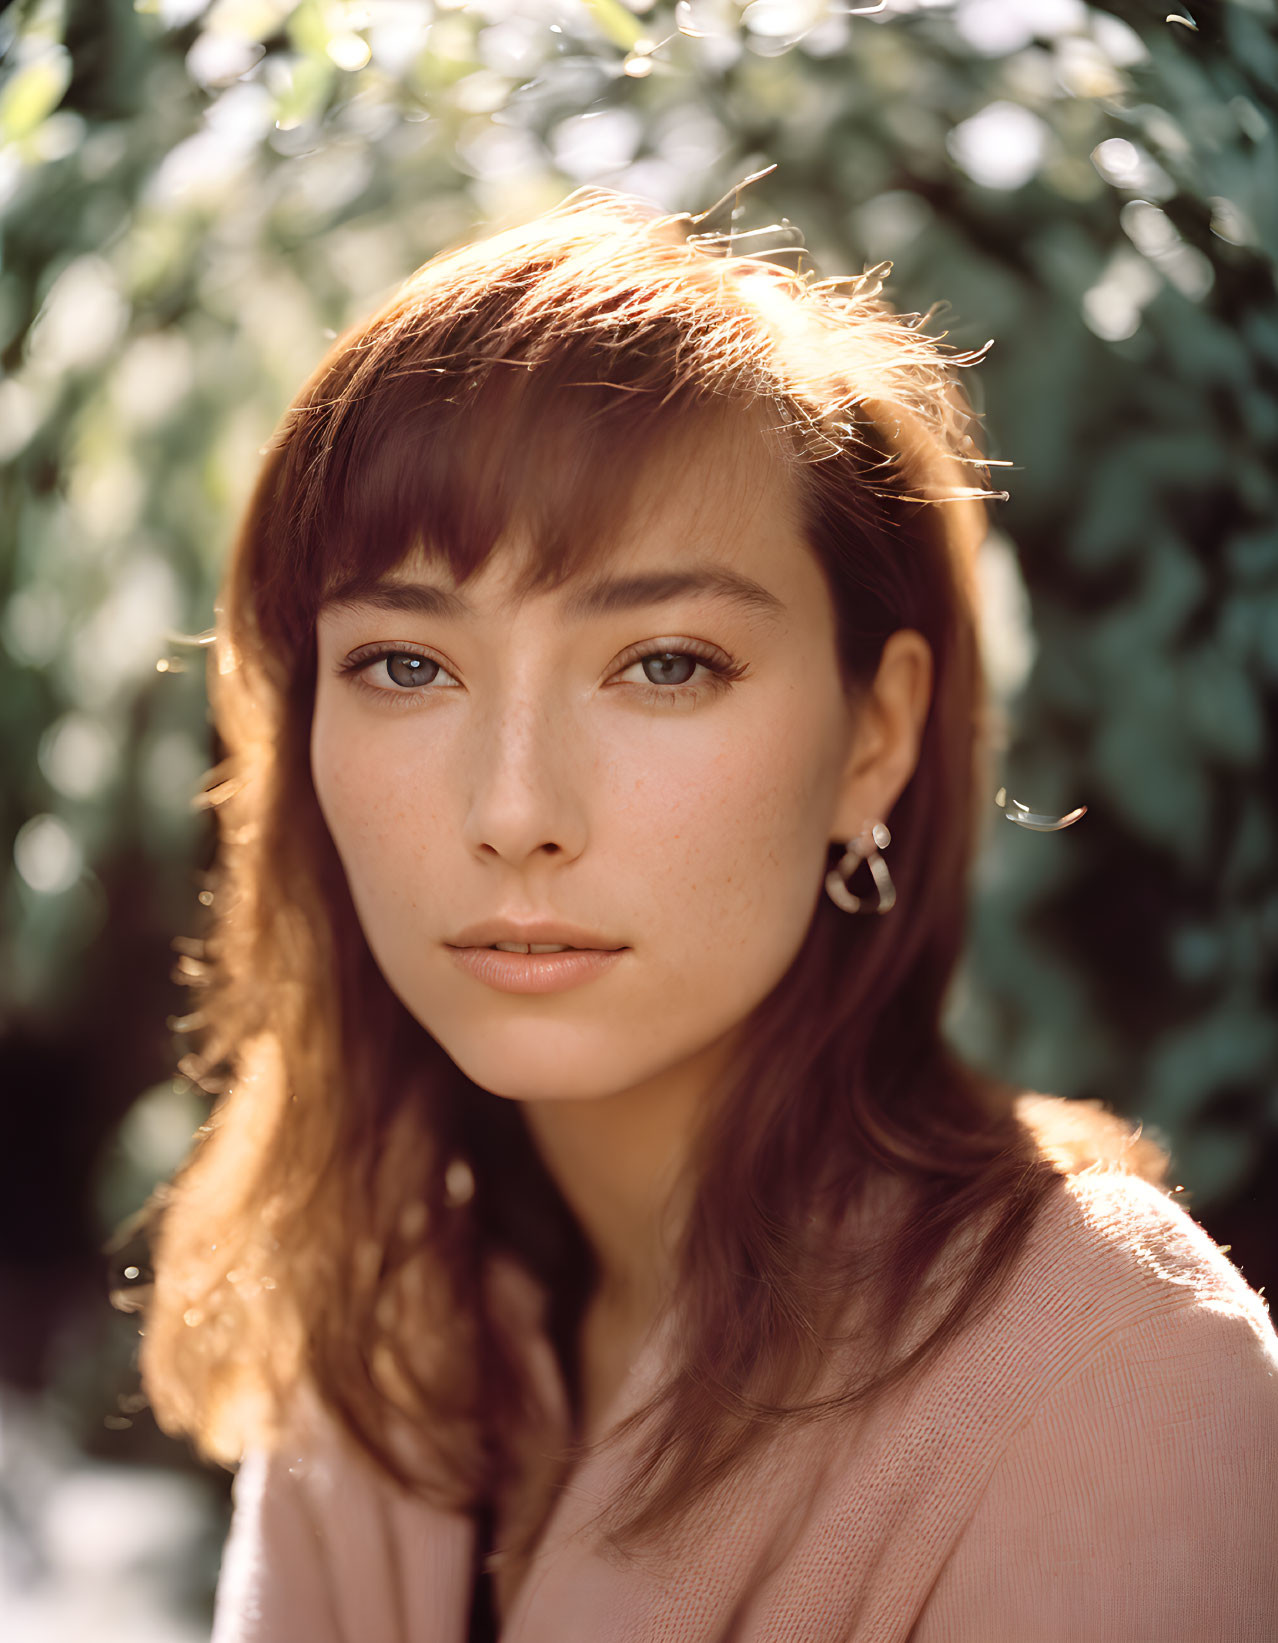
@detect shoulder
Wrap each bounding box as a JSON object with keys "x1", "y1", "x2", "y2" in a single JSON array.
[
  {"x1": 976, "y1": 1090, "x2": 1275, "y2": 1357},
  {"x1": 891, "y1": 1138, "x2": 1278, "y2": 1482},
  {"x1": 1017, "y1": 1159, "x2": 1278, "y2": 1467},
  {"x1": 910, "y1": 1155, "x2": 1278, "y2": 1641},
  {"x1": 212, "y1": 1385, "x2": 475, "y2": 1643},
  {"x1": 1019, "y1": 1149, "x2": 1275, "y2": 1350}
]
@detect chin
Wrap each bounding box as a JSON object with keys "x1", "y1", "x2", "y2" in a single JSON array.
[{"x1": 426, "y1": 1021, "x2": 664, "y2": 1104}]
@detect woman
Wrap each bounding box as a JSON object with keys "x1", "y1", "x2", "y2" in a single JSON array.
[{"x1": 135, "y1": 191, "x2": 1278, "y2": 1640}]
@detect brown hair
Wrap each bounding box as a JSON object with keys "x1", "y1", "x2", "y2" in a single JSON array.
[{"x1": 132, "y1": 189, "x2": 1168, "y2": 1560}]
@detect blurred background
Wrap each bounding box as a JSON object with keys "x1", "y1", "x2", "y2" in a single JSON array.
[{"x1": 1, "y1": 0, "x2": 1275, "y2": 1635}]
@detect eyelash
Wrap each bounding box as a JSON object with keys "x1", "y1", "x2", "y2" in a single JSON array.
[{"x1": 335, "y1": 640, "x2": 748, "y2": 709}]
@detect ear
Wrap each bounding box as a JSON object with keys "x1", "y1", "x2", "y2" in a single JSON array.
[{"x1": 829, "y1": 629, "x2": 934, "y2": 845}]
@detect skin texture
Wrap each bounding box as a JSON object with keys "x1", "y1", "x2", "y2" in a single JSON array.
[{"x1": 310, "y1": 425, "x2": 933, "y2": 1410}]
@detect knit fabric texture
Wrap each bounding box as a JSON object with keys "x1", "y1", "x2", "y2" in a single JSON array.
[{"x1": 210, "y1": 1166, "x2": 1278, "y2": 1642}]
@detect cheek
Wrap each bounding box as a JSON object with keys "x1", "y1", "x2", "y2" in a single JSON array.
[
  {"x1": 610, "y1": 693, "x2": 839, "y2": 949},
  {"x1": 310, "y1": 678, "x2": 842, "y2": 966},
  {"x1": 309, "y1": 703, "x2": 448, "y2": 914},
  {"x1": 306, "y1": 681, "x2": 844, "y2": 1102}
]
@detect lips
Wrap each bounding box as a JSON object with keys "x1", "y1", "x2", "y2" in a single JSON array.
[
  {"x1": 447, "y1": 918, "x2": 625, "y2": 952},
  {"x1": 446, "y1": 943, "x2": 627, "y2": 995}
]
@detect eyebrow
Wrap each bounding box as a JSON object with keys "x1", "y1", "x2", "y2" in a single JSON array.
[{"x1": 319, "y1": 566, "x2": 787, "y2": 627}]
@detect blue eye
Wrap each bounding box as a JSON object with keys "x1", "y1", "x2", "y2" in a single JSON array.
[
  {"x1": 338, "y1": 647, "x2": 460, "y2": 699},
  {"x1": 383, "y1": 653, "x2": 440, "y2": 688},
  {"x1": 336, "y1": 641, "x2": 747, "y2": 707},
  {"x1": 613, "y1": 643, "x2": 747, "y2": 706},
  {"x1": 634, "y1": 652, "x2": 700, "y2": 687}
]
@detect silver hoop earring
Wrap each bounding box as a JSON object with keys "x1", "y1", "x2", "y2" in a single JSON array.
[{"x1": 825, "y1": 821, "x2": 896, "y2": 915}]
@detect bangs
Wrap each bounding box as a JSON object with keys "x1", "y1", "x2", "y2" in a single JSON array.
[
  {"x1": 241, "y1": 191, "x2": 995, "y2": 659},
  {"x1": 337, "y1": 364, "x2": 752, "y2": 612},
  {"x1": 254, "y1": 341, "x2": 786, "y2": 657}
]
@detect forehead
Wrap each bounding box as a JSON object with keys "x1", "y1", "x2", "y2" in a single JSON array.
[{"x1": 318, "y1": 399, "x2": 820, "y2": 628}]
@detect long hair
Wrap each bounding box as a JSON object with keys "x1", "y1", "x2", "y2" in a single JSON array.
[{"x1": 132, "y1": 190, "x2": 1168, "y2": 1558}]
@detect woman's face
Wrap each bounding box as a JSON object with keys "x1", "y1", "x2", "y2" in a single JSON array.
[{"x1": 311, "y1": 422, "x2": 868, "y2": 1105}]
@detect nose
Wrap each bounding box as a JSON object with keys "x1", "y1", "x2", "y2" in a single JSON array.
[{"x1": 460, "y1": 688, "x2": 589, "y2": 869}]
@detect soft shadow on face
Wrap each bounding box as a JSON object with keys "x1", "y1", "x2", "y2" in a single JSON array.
[{"x1": 309, "y1": 414, "x2": 860, "y2": 1108}]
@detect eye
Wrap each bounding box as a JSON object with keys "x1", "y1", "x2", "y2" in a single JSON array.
[
  {"x1": 337, "y1": 646, "x2": 459, "y2": 702},
  {"x1": 620, "y1": 651, "x2": 700, "y2": 688},
  {"x1": 334, "y1": 639, "x2": 747, "y2": 707},
  {"x1": 612, "y1": 642, "x2": 748, "y2": 706}
]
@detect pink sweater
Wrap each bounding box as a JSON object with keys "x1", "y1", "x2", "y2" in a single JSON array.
[{"x1": 211, "y1": 1166, "x2": 1278, "y2": 1641}]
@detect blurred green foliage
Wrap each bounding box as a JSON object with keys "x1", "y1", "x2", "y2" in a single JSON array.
[{"x1": 1, "y1": 0, "x2": 1275, "y2": 1429}]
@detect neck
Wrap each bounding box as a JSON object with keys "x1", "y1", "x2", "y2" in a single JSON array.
[{"x1": 518, "y1": 1034, "x2": 734, "y2": 1328}]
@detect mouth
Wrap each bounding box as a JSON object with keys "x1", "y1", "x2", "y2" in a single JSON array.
[
  {"x1": 446, "y1": 919, "x2": 627, "y2": 952},
  {"x1": 469, "y1": 941, "x2": 622, "y2": 954},
  {"x1": 445, "y1": 942, "x2": 628, "y2": 995}
]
